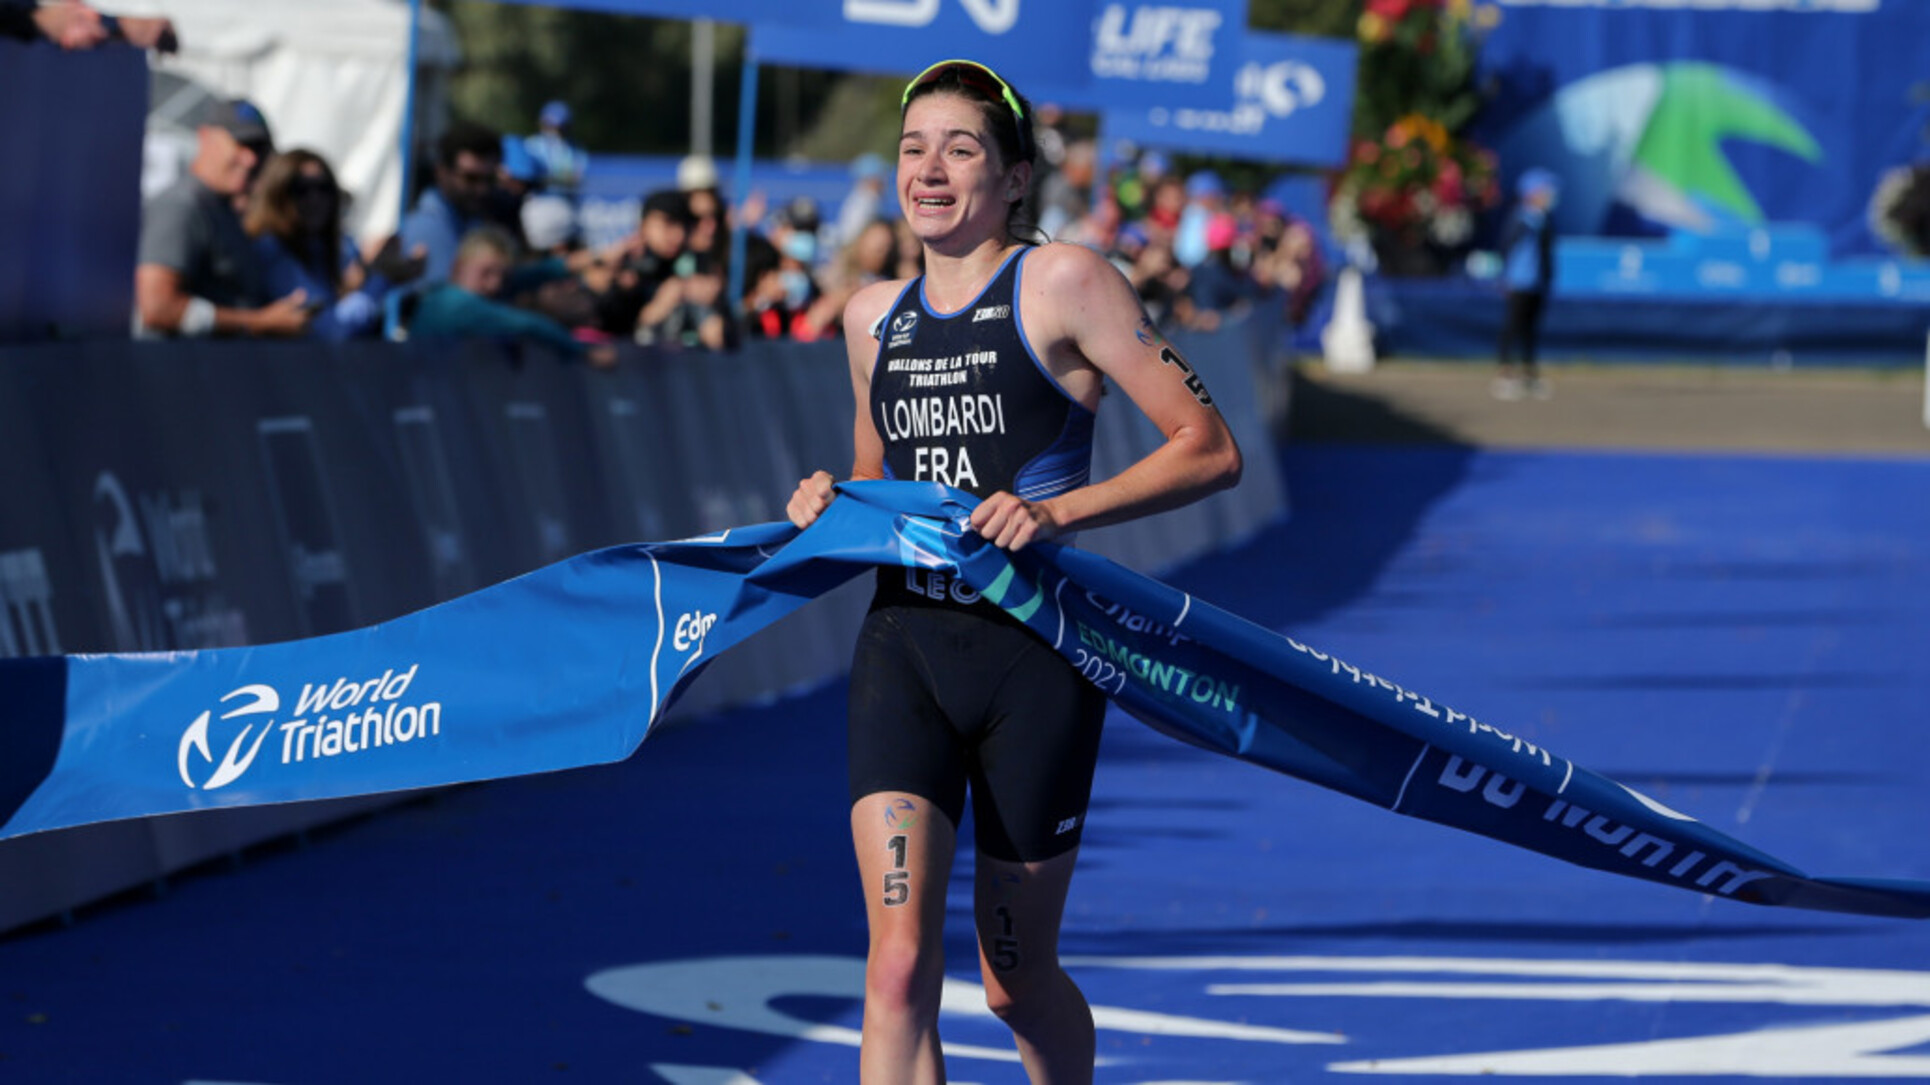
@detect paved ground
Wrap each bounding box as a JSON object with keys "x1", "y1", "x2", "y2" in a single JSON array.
[
  {"x1": 5, "y1": 360, "x2": 1930, "y2": 1084},
  {"x1": 1288, "y1": 360, "x2": 1930, "y2": 457}
]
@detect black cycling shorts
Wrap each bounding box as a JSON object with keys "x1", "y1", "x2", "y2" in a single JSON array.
[{"x1": 847, "y1": 591, "x2": 1107, "y2": 862}]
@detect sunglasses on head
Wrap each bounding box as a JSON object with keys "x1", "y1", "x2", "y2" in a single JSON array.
[{"x1": 901, "y1": 59, "x2": 1034, "y2": 161}]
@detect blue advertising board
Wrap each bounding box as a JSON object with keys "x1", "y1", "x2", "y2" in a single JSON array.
[
  {"x1": 1475, "y1": 0, "x2": 1930, "y2": 258},
  {"x1": 1549, "y1": 227, "x2": 1930, "y2": 305},
  {"x1": 1025, "y1": 0, "x2": 1248, "y2": 112},
  {"x1": 751, "y1": 0, "x2": 1094, "y2": 94},
  {"x1": 1101, "y1": 31, "x2": 1355, "y2": 169},
  {"x1": 0, "y1": 42, "x2": 145, "y2": 344}
]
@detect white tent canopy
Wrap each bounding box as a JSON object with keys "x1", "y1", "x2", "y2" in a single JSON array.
[{"x1": 125, "y1": 0, "x2": 461, "y2": 244}]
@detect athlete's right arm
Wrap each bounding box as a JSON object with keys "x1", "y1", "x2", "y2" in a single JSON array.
[{"x1": 786, "y1": 279, "x2": 901, "y2": 530}]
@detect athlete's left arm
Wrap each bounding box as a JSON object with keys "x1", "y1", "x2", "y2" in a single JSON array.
[{"x1": 972, "y1": 244, "x2": 1241, "y2": 549}]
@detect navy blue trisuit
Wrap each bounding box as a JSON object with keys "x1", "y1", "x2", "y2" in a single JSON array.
[{"x1": 847, "y1": 245, "x2": 1108, "y2": 862}]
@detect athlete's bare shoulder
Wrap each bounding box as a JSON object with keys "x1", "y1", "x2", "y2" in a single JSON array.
[
  {"x1": 1023, "y1": 241, "x2": 1127, "y2": 297},
  {"x1": 1020, "y1": 242, "x2": 1142, "y2": 354},
  {"x1": 844, "y1": 277, "x2": 915, "y2": 343}
]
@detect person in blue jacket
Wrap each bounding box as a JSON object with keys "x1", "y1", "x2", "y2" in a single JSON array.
[
  {"x1": 1494, "y1": 168, "x2": 1559, "y2": 401},
  {"x1": 246, "y1": 148, "x2": 421, "y2": 341}
]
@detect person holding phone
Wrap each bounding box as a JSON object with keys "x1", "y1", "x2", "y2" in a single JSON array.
[{"x1": 246, "y1": 148, "x2": 424, "y2": 341}]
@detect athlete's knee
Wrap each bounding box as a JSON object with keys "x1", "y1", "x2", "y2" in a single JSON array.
[
  {"x1": 866, "y1": 934, "x2": 945, "y2": 1019},
  {"x1": 980, "y1": 959, "x2": 1068, "y2": 1024}
]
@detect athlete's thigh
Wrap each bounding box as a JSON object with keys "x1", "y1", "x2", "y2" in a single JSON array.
[
  {"x1": 852, "y1": 791, "x2": 957, "y2": 950},
  {"x1": 973, "y1": 847, "x2": 1080, "y2": 990},
  {"x1": 969, "y1": 635, "x2": 1107, "y2": 862},
  {"x1": 847, "y1": 606, "x2": 972, "y2": 831}
]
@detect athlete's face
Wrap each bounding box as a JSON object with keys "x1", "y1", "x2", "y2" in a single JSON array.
[{"x1": 898, "y1": 92, "x2": 1028, "y2": 252}]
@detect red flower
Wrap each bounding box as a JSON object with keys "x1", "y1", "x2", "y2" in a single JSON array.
[{"x1": 1432, "y1": 160, "x2": 1465, "y2": 207}]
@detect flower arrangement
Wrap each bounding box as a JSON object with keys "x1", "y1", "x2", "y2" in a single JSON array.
[
  {"x1": 1329, "y1": 0, "x2": 1504, "y2": 269},
  {"x1": 1332, "y1": 112, "x2": 1500, "y2": 249}
]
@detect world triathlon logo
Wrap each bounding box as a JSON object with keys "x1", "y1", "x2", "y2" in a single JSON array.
[
  {"x1": 176, "y1": 666, "x2": 441, "y2": 791},
  {"x1": 886, "y1": 308, "x2": 919, "y2": 349},
  {"x1": 177, "y1": 684, "x2": 280, "y2": 790}
]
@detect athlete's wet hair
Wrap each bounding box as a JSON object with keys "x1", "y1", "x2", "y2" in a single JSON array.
[{"x1": 901, "y1": 59, "x2": 1044, "y2": 242}]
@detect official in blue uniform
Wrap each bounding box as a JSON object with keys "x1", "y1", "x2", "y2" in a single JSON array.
[
  {"x1": 787, "y1": 59, "x2": 1242, "y2": 1083},
  {"x1": 1494, "y1": 168, "x2": 1559, "y2": 400}
]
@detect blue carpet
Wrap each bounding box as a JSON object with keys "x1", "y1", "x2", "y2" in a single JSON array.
[{"x1": 2, "y1": 444, "x2": 1927, "y2": 1083}]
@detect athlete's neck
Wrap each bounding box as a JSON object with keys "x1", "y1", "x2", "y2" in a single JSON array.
[{"x1": 920, "y1": 238, "x2": 1022, "y2": 313}]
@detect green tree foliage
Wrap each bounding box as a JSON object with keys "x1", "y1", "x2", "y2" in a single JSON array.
[
  {"x1": 1250, "y1": 0, "x2": 1361, "y2": 38},
  {"x1": 1350, "y1": 0, "x2": 1483, "y2": 139},
  {"x1": 433, "y1": 2, "x2": 837, "y2": 155}
]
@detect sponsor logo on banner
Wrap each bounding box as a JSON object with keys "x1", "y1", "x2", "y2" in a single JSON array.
[
  {"x1": 759, "y1": 1, "x2": 1089, "y2": 92},
  {"x1": 1091, "y1": 3, "x2": 1227, "y2": 84},
  {"x1": 1104, "y1": 31, "x2": 1355, "y2": 166},
  {"x1": 1148, "y1": 55, "x2": 1325, "y2": 136},
  {"x1": 178, "y1": 685, "x2": 280, "y2": 790},
  {"x1": 673, "y1": 610, "x2": 717, "y2": 653},
  {"x1": 845, "y1": 0, "x2": 1020, "y2": 34},
  {"x1": 1236, "y1": 56, "x2": 1325, "y2": 119},
  {"x1": 0, "y1": 547, "x2": 59, "y2": 658},
  {"x1": 92, "y1": 472, "x2": 248, "y2": 652},
  {"x1": 176, "y1": 666, "x2": 441, "y2": 791}
]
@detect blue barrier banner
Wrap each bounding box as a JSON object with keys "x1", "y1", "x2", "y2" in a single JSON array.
[
  {"x1": 1477, "y1": 1, "x2": 1930, "y2": 257},
  {"x1": 1023, "y1": 0, "x2": 1248, "y2": 111},
  {"x1": 1100, "y1": 31, "x2": 1356, "y2": 168},
  {"x1": 482, "y1": 0, "x2": 828, "y2": 25},
  {"x1": 750, "y1": 1, "x2": 1094, "y2": 92},
  {"x1": 3, "y1": 481, "x2": 1925, "y2": 919},
  {"x1": 0, "y1": 43, "x2": 145, "y2": 344}
]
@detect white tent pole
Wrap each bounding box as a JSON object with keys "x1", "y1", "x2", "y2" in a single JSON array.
[
  {"x1": 398, "y1": 0, "x2": 424, "y2": 226},
  {"x1": 692, "y1": 18, "x2": 715, "y2": 158},
  {"x1": 726, "y1": 44, "x2": 759, "y2": 309}
]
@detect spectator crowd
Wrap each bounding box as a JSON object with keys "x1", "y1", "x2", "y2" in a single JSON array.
[{"x1": 122, "y1": 79, "x2": 1327, "y2": 362}]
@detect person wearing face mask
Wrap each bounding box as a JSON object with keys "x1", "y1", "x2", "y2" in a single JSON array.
[
  {"x1": 595, "y1": 188, "x2": 692, "y2": 339},
  {"x1": 785, "y1": 59, "x2": 1242, "y2": 1083},
  {"x1": 739, "y1": 232, "x2": 808, "y2": 341},
  {"x1": 135, "y1": 99, "x2": 311, "y2": 339},
  {"x1": 770, "y1": 198, "x2": 839, "y2": 341},
  {"x1": 779, "y1": 229, "x2": 821, "y2": 313},
  {"x1": 245, "y1": 149, "x2": 424, "y2": 341}
]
